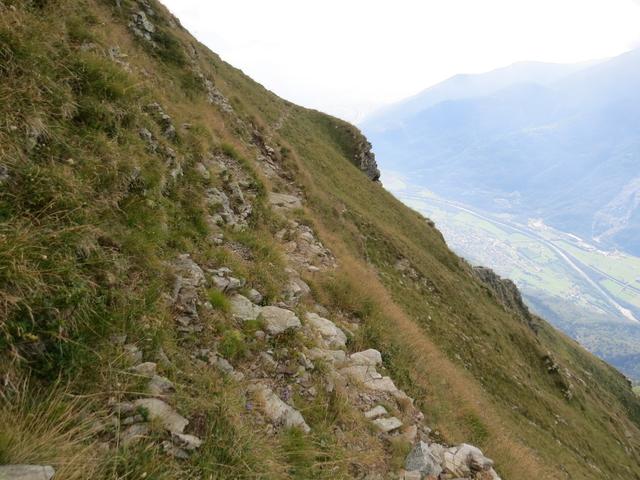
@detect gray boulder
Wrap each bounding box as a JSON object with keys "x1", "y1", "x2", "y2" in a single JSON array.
[
  {"x1": 133, "y1": 398, "x2": 188, "y2": 434},
  {"x1": 252, "y1": 385, "x2": 310, "y2": 432},
  {"x1": 404, "y1": 441, "x2": 443, "y2": 477},
  {"x1": 259, "y1": 306, "x2": 301, "y2": 335},
  {"x1": 350, "y1": 349, "x2": 382, "y2": 366},
  {"x1": 305, "y1": 313, "x2": 347, "y2": 348},
  {"x1": 442, "y1": 443, "x2": 498, "y2": 478},
  {"x1": 372, "y1": 416, "x2": 402, "y2": 433},
  {"x1": 230, "y1": 294, "x2": 261, "y2": 321}
]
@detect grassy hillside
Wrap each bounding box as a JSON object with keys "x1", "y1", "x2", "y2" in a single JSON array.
[{"x1": 1, "y1": 1, "x2": 640, "y2": 479}]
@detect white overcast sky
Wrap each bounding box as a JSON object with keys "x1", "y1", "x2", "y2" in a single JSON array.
[{"x1": 162, "y1": 0, "x2": 640, "y2": 122}]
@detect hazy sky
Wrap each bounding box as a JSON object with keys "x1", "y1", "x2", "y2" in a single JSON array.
[{"x1": 163, "y1": 0, "x2": 640, "y2": 122}]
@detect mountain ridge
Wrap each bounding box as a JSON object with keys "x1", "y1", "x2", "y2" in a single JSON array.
[{"x1": 361, "y1": 58, "x2": 601, "y2": 132}]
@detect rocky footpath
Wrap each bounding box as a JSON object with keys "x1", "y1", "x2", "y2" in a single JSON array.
[
  {"x1": 96, "y1": 83, "x2": 499, "y2": 476},
  {"x1": 125, "y1": 123, "x2": 498, "y2": 477}
]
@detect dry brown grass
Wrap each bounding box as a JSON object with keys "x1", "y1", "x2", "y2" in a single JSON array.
[
  {"x1": 0, "y1": 379, "x2": 104, "y2": 479},
  {"x1": 308, "y1": 224, "x2": 559, "y2": 479}
]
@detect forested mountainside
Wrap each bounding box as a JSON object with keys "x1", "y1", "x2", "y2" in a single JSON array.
[{"x1": 1, "y1": 1, "x2": 640, "y2": 479}]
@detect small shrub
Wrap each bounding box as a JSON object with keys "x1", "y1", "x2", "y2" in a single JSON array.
[
  {"x1": 0, "y1": 381, "x2": 101, "y2": 479},
  {"x1": 207, "y1": 289, "x2": 229, "y2": 312},
  {"x1": 152, "y1": 29, "x2": 187, "y2": 67},
  {"x1": 463, "y1": 412, "x2": 489, "y2": 445},
  {"x1": 242, "y1": 319, "x2": 263, "y2": 335},
  {"x1": 219, "y1": 330, "x2": 246, "y2": 361},
  {"x1": 220, "y1": 142, "x2": 239, "y2": 159}
]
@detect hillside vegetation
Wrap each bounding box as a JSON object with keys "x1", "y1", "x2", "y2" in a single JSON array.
[{"x1": 1, "y1": 1, "x2": 640, "y2": 479}]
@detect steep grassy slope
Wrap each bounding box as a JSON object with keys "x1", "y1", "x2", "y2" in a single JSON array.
[{"x1": 1, "y1": 1, "x2": 640, "y2": 479}]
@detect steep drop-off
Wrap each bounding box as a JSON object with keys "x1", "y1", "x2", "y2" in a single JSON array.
[{"x1": 1, "y1": 1, "x2": 640, "y2": 479}]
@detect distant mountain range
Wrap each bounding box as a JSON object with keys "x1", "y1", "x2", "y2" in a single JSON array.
[
  {"x1": 363, "y1": 49, "x2": 640, "y2": 379},
  {"x1": 363, "y1": 49, "x2": 640, "y2": 256}
]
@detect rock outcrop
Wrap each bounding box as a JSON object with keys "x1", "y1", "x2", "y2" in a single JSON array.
[
  {"x1": 473, "y1": 266, "x2": 538, "y2": 332},
  {"x1": 352, "y1": 130, "x2": 381, "y2": 182}
]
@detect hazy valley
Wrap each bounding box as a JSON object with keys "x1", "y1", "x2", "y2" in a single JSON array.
[{"x1": 364, "y1": 50, "x2": 640, "y2": 381}]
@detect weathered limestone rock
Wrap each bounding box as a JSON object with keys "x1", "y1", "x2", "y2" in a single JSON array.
[
  {"x1": 247, "y1": 288, "x2": 263, "y2": 304},
  {"x1": 365, "y1": 376, "x2": 399, "y2": 393},
  {"x1": 172, "y1": 432, "x2": 202, "y2": 451},
  {"x1": 130, "y1": 362, "x2": 157, "y2": 376},
  {"x1": 473, "y1": 266, "x2": 537, "y2": 332},
  {"x1": 269, "y1": 192, "x2": 302, "y2": 210},
  {"x1": 340, "y1": 365, "x2": 399, "y2": 393},
  {"x1": 404, "y1": 442, "x2": 443, "y2": 477},
  {"x1": 120, "y1": 423, "x2": 150, "y2": 446},
  {"x1": 305, "y1": 312, "x2": 347, "y2": 348},
  {"x1": 307, "y1": 347, "x2": 347, "y2": 364},
  {"x1": 133, "y1": 398, "x2": 188, "y2": 434},
  {"x1": 372, "y1": 416, "x2": 402, "y2": 433},
  {"x1": 129, "y1": 10, "x2": 155, "y2": 41},
  {"x1": 0, "y1": 465, "x2": 55, "y2": 480},
  {"x1": 230, "y1": 294, "x2": 261, "y2": 321},
  {"x1": 259, "y1": 306, "x2": 301, "y2": 335},
  {"x1": 147, "y1": 375, "x2": 175, "y2": 397},
  {"x1": 364, "y1": 405, "x2": 388, "y2": 419},
  {"x1": 123, "y1": 344, "x2": 143, "y2": 365},
  {"x1": 442, "y1": 444, "x2": 498, "y2": 478},
  {"x1": 350, "y1": 349, "x2": 382, "y2": 366},
  {"x1": 351, "y1": 130, "x2": 381, "y2": 181},
  {"x1": 252, "y1": 385, "x2": 310, "y2": 433},
  {"x1": 209, "y1": 267, "x2": 244, "y2": 293}
]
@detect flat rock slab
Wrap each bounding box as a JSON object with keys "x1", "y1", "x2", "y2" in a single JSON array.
[
  {"x1": 147, "y1": 374, "x2": 175, "y2": 396},
  {"x1": 253, "y1": 385, "x2": 310, "y2": 432},
  {"x1": 260, "y1": 306, "x2": 301, "y2": 335},
  {"x1": 350, "y1": 349, "x2": 382, "y2": 366},
  {"x1": 173, "y1": 254, "x2": 205, "y2": 288},
  {"x1": 269, "y1": 192, "x2": 302, "y2": 210},
  {"x1": 230, "y1": 294, "x2": 262, "y2": 321},
  {"x1": 364, "y1": 405, "x2": 388, "y2": 419},
  {"x1": 130, "y1": 361, "x2": 157, "y2": 376},
  {"x1": 172, "y1": 432, "x2": 203, "y2": 451},
  {"x1": 307, "y1": 347, "x2": 347, "y2": 364},
  {"x1": 0, "y1": 465, "x2": 55, "y2": 480},
  {"x1": 365, "y1": 376, "x2": 399, "y2": 393},
  {"x1": 373, "y1": 416, "x2": 402, "y2": 433},
  {"x1": 305, "y1": 312, "x2": 347, "y2": 348},
  {"x1": 134, "y1": 398, "x2": 188, "y2": 434},
  {"x1": 442, "y1": 443, "x2": 497, "y2": 478}
]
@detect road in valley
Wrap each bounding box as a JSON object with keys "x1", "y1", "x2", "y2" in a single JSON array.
[{"x1": 397, "y1": 188, "x2": 640, "y2": 323}]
